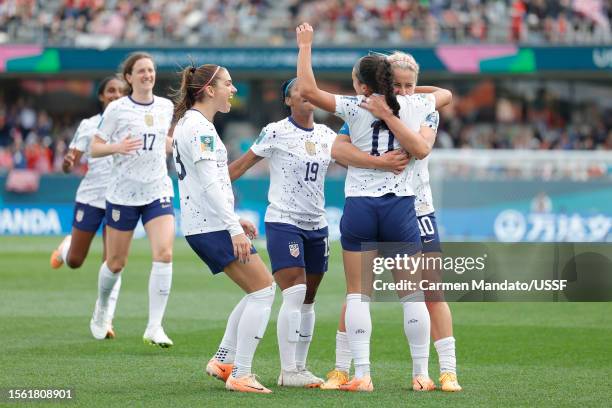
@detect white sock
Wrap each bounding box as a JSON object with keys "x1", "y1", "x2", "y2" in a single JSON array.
[
  {"x1": 97, "y1": 262, "x2": 121, "y2": 310},
  {"x1": 401, "y1": 291, "x2": 431, "y2": 378},
  {"x1": 335, "y1": 330, "x2": 352, "y2": 373},
  {"x1": 106, "y1": 275, "x2": 122, "y2": 321},
  {"x1": 295, "y1": 302, "x2": 315, "y2": 370},
  {"x1": 233, "y1": 284, "x2": 275, "y2": 378},
  {"x1": 434, "y1": 336, "x2": 457, "y2": 374},
  {"x1": 215, "y1": 296, "x2": 249, "y2": 364},
  {"x1": 345, "y1": 293, "x2": 371, "y2": 378},
  {"x1": 60, "y1": 235, "x2": 71, "y2": 263},
  {"x1": 147, "y1": 262, "x2": 172, "y2": 329},
  {"x1": 277, "y1": 284, "x2": 306, "y2": 371}
]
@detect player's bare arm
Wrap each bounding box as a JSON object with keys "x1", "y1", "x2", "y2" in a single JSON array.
[{"x1": 228, "y1": 150, "x2": 263, "y2": 182}]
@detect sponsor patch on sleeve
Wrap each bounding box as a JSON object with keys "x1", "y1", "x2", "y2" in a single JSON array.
[{"x1": 200, "y1": 135, "x2": 215, "y2": 152}]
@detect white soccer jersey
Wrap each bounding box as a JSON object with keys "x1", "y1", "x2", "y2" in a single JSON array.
[
  {"x1": 172, "y1": 109, "x2": 242, "y2": 237},
  {"x1": 96, "y1": 95, "x2": 174, "y2": 206},
  {"x1": 413, "y1": 110, "x2": 440, "y2": 217},
  {"x1": 69, "y1": 113, "x2": 112, "y2": 209},
  {"x1": 334, "y1": 93, "x2": 435, "y2": 197},
  {"x1": 250, "y1": 117, "x2": 336, "y2": 230}
]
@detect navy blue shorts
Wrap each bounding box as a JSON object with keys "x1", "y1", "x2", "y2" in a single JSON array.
[
  {"x1": 73, "y1": 202, "x2": 105, "y2": 233},
  {"x1": 185, "y1": 230, "x2": 257, "y2": 275},
  {"x1": 265, "y1": 222, "x2": 329, "y2": 274},
  {"x1": 340, "y1": 194, "x2": 421, "y2": 255},
  {"x1": 418, "y1": 212, "x2": 442, "y2": 253},
  {"x1": 105, "y1": 197, "x2": 174, "y2": 231}
]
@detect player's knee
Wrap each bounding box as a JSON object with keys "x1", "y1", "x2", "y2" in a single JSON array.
[
  {"x1": 154, "y1": 248, "x2": 173, "y2": 263},
  {"x1": 66, "y1": 254, "x2": 84, "y2": 269},
  {"x1": 425, "y1": 299, "x2": 448, "y2": 313},
  {"x1": 304, "y1": 291, "x2": 317, "y2": 304},
  {"x1": 106, "y1": 257, "x2": 126, "y2": 273}
]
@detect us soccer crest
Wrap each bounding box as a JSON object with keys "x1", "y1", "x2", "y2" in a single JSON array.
[
  {"x1": 144, "y1": 113, "x2": 154, "y2": 127},
  {"x1": 75, "y1": 209, "x2": 84, "y2": 223},
  {"x1": 305, "y1": 141, "x2": 316, "y2": 156},
  {"x1": 289, "y1": 243, "x2": 300, "y2": 258},
  {"x1": 111, "y1": 209, "x2": 121, "y2": 222}
]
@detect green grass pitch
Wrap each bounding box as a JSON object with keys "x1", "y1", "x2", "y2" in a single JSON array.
[{"x1": 1, "y1": 236, "x2": 611, "y2": 407}]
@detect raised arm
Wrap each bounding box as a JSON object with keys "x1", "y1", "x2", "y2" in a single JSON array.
[
  {"x1": 332, "y1": 134, "x2": 410, "y2": 174},
  {"x1": 361, "y1": 95, "x2": 435, "y2": 159},
  {"x1": 228, "y1": 150, "x2": 264, "y2": 182},
  {"x1": 414, "y1": 85, "x2": 452, "y2": 109},
  {"x1": 296, "y1": 23, "x2": 336, "y2": 113}
]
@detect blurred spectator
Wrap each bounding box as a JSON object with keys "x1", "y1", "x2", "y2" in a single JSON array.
[
  {"x1": 1, "y1": 0, "x2": 609, "y2": 46},
  {"x1": 0, "y1": 76, "x2": 610, "y2": 174}
]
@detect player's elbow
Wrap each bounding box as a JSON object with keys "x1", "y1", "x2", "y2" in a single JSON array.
[
  {"x1": 300, "y1": 88, "x2": 316, "y2": 102},
  {"x1": 330, "y1": 141, "x2": 345, "y2": 162},
  {"x1": 438, "y1": 89, "x2": 453, "y2": 108},
  {"x1": 412, "y1": 144, "x2": 431, "y2": 160}
]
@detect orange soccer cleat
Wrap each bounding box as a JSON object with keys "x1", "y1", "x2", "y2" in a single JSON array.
[
  {"x1": 439, "y1": 372, "x2": 462, "y2": 392},
  {"x1": 338, "y1": 375, "x2": 373, "y2": 392},
  {"x1": 412, "y1": 375, "x2": 436, "y2": 391},
  {"x1": 205, "y1": 358, "x2": 233, "y2": 383},
  {"x1": 50, "y1": 235, "x2": 71, "y2": 269},
  {"x1": 225, "y1": 374, "x2": 272, "y2": 394},
  {"x1": 320, "y1": 369, "x2": 349, "y2": 390}
]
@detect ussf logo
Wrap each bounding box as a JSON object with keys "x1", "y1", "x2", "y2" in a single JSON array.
[{"x1": 288, "y1": 243, "x2": 300, "y2": 258}]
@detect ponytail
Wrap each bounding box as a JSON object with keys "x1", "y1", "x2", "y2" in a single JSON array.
[
  {"x1": 171, "y1": 64, "x2": 223, "y2": 124},
  {"x1": 355, "y1": 56, "x2": 400, "y2": 117},
  {"x1": 172, "y1": 66, "x2": 197, "y2": 124},
  {"x1": 375, "y1": 59, "x2": 400, "y2": 117}
]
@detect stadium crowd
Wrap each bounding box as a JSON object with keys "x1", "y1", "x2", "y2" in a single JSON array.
[
  {"x1": 0, "y1": 83, "x2": 610, "y2": 174},
  {"x1": 1, "y1": 0, "x2": 610, "y2": 46}
]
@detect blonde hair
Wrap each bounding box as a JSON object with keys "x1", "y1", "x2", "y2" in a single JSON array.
[{"x1": 387, "y1": 51, "x2": 420, "y2": 77}]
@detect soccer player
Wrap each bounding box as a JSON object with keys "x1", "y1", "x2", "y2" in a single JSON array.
[
  {"x1": 172, "y1": 63, "x2": 275, "y2": 394},
  {"x1": 89, "y1": 52, "x2": 175, "y2": 347},
  {"x1": 50, "y1": 75, "x2": 125, "y2": 339},
  {"x1": 326, "y1": 52, "x2": 461, "y2": 392},
  {"x1": 228, "y1": 78, "x2": 405, "y2": 387},
  {"x1": 296, "y1": 23, "x2": 439, "y2": 392}
]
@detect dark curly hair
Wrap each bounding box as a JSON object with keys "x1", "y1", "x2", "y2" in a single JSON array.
[{"x1": 353, "y1": 55, "x2": 400, "y2": 117}]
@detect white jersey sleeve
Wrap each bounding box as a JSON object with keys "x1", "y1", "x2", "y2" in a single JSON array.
[
  {"x1": 412, "y1": 108, "x2": 439, "y2": 217},
  {"x1": 71, "y1": 114, "x2": 112, "y2": 209},
  {"x1": 173, "y1": 110, "x2": 242, "y2": 237},
  {"x1": 70, "y1": 117, "x2": 98, "y2": 152},
  {"x1": 250, "y1": 125, "x2": 274, "y2": 158},
  {"x1": 96, "y1": 101, "x2": 119, "y2": 142}
]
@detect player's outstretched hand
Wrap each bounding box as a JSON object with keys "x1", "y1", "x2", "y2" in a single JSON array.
[
  {"x1": 116, "y1": 134, "x2": 143, "y2": 155},
  {"x1": 380, "y1": 149, "x2": 410, "y2": 174},
  {"x1": 296, "y1": 23, "x2": 313, "y2": 47},
  {"x1": 360, "y1": 94, "x2": 393, "y2": 120},
  {"x1": 62, "y1": 151, "x2": 75, "y2": 173},
  {"x1": 240, "y1": 218, "x2": 258, "y2": 240},
  {"x1": 232, "y1": 233, "x2": 252, "y2": 264}
]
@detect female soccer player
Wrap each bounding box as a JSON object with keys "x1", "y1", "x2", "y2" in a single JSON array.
[
  {"x1": 50, "y1": 75, "x2": 125, "y2": 339},
  {"x1": 326, "y1": 52, "x2": 461, "y2": 392},
  {"x1": 228, "y1": 78, "x2": 406, "y2": 387},
  {"x1": 89, "y1": 52, "x2": 175, "y2": 347},
  {"x1": 296, "y1": 22, "x2": 442, "y2": 392},
  {"x1": 172, "y1": 63, "x2": 275, "y2": 394}
]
